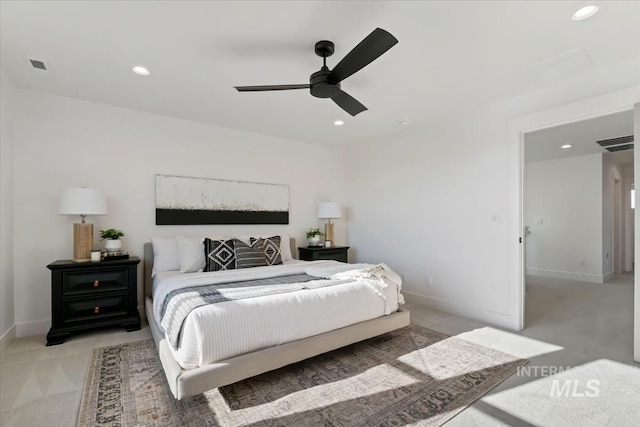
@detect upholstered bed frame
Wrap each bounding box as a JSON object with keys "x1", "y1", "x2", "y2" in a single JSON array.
[{"x1": 143, "y1": 239, "x2": 411, "y2": 400}]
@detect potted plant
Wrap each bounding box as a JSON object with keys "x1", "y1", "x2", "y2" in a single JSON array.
[
  {"x1": 306, "y1": 228, "x2": 324, "y2": 247},
  {"x1": 100, "y1": 228, "x2": 125, "y2": 252}
]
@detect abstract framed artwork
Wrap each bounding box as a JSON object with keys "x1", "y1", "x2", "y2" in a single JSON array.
[{"x1": 155, "y1": 174, "x2": 289, "y2": 225}]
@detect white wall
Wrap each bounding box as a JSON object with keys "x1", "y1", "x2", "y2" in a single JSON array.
[
  {"x1": 0, "y1": 67, "x2": 16, "y2": 351},
  {"x1": 524, "y1": 154, "x2": 603, "y2": 282},
  {"x1": 11, "y1": 89, "x2": 347, "y2": 336},
  {"x1": 345, "y1": 109, "x2": 514, "y2": 327}
]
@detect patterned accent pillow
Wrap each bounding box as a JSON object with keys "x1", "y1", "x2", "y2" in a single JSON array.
[
  {"x1": 204, "y1": 238, "x2": 236, "y2": 272},
  {"x1": 250, "y1": 235, "x2": 282, "y2": 266},
  {"x1": 234, "y1": 238, "x2": 267, "y2": 269}
]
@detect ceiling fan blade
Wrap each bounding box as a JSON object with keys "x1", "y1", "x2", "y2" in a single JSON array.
[
  {"x1": 331, "y1": 90, "x2": 367, "y2": 116},
  {"x1": 328, "y1": 28, "x2": 398, "y2": 83},
  {"x1": 234, "y1": 84, "x2": 310, "y2": 92}
]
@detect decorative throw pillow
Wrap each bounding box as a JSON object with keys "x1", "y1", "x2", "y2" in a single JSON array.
[
  {"x1": 236, "y1": 234, "x2": 293, "y2": 261},
  {"x1": 234, "y1": 238, "x2": 267, "y2": 269},
  {"x1": 176, "y1": 236, "x2": 206, "y2": 273},
  {"x1": 204, "y1": 238, "x2": 236, "y2": 272},
  {"x1": 250, "y1": 235, "x2": 282, "y2": 266}
]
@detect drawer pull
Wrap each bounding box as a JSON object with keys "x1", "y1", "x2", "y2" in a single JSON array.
[
  {"x1": 94, "y1": 280, "x2": 99, "y2": 288},
  {"x1": 94, "y1": 306, "x2": 100, "y2": 314}
]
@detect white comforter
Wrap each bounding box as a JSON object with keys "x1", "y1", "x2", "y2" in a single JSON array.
[{"x1": 152, "y1": 260, "x2": 403, "y2": 369}]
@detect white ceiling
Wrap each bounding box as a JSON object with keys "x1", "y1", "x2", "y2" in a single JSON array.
[
  {"x1": 1, "y1": 1, "x2": 640, "y2": 146},
  {"x1": 525, "y1": 110, "x2": 635, "y2": 165}
]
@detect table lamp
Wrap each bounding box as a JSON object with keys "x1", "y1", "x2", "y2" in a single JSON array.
[
  {"x1": 317, "y1": 202, "x2": 341, "y2": 247},
  {"x1": 58, "y1": 187, "x2": 108, "y2": 262}
]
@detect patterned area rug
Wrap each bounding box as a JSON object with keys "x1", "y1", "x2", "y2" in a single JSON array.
[{"x1": 78, "y1": 325, "x2": 527, "y2": 426}]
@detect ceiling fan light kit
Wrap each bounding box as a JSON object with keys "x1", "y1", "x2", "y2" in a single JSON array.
[{"x1": 234, "y1": 28, "x2": 398, "y2": 117}]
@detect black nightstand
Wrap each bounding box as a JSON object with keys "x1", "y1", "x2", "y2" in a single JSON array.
[
  {"x1": 46, "y1": 257, "x2": 141, "y2": 345},
  {"x1": 298, "y1": 246, "x2": 350, "y2": 263}
]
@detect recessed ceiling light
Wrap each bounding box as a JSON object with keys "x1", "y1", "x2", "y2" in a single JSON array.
[
  {"x1": 132, "y1": 66, "x2": 150, "y2": 76},
  {"x1": 29, "y1": 58, "x2": 47, "y2": 70},
  {"x1": 334, "y1": 120, "x2": 344, "y2": 126},
  {"x1": 398, "y1": 119, "x2": 410, "y2": 126},
  {"x1": 572, "y1": 5, "x2": 599, "y2": 21},
  {"x1": 561, "y1": 144, "x2": 572, "y2": 149}
]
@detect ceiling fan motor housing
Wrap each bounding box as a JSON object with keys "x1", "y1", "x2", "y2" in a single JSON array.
[
  {"x1": 310, "y1": 67, "x2": 340, "y2": 98},
  {"x1": 310, "y1": 41, "x2": 340, "y2": 98}
]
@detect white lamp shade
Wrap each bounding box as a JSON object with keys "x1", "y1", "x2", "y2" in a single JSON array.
[
  {"x1": 317, "y1": 202, "x2": 341, "y2": 219},
  {"x1": 58, "y1": 187, "x2": 108, "y2": 216}
]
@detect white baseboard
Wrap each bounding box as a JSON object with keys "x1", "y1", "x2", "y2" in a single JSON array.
[
  {"x1": 526, "y1": 267, "x2": 604, "y2": 283},
  {"x1": 0, "y1": 325, "x2": 16, "y2": 354},
  {"x1": 15, "y1": 319, "x2": 50, "y2": 338},
  {"x1": 402, "y1": 291, "x2": 519, "y2": 331}
]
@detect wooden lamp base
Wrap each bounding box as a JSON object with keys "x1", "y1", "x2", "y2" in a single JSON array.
[
  {"x1": 324, "y1": 222, "x2": 335, "y2": 247},
  {"x1": 73, "y1": 222, "x2": 93, "y2": 262}
]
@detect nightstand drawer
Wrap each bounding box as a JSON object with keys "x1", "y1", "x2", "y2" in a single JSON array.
[
  {"x1": 298, "y1": 246, "x2": 350, "y2": 263},
  {"x1": 314, "y1": 250, "x2": 348, "y2": 262},
  {"x1": 62, "y1": 269, "x2": 128, "y2": 295},
  {"x1": 62, "y1": 295, "x2": 128, "y2": 323}
]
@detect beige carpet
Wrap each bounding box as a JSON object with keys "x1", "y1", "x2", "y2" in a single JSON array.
[{"x1": 77, "y1": 325, "x2": 527, "y2": 426}]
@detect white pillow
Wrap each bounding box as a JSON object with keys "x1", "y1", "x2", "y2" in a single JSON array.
[
  {"x1": 151, "y1": 238, "x2": 180, "y2": 278},
  {"x1": 279, "y1": 234, "x2": 293, "y2": 261},
  {"x1": 176, "y1": 236, "x2": 206, "y2": 273}
]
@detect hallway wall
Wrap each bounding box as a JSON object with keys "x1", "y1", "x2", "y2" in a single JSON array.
[{"x1": 525, "y1": 153, "x2": 603, "y2": 282}]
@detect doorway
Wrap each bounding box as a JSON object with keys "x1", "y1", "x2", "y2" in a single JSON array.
[
  {"x1": 510, "y1": 96, "x2": 639, "y2": 363},
  {"x1": 522, "y1": 111, "x2": 634, "y2": 290}
]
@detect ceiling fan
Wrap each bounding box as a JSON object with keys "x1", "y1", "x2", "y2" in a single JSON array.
[{"x1": 234, "y1": 28, "x2": 398, "y2": 117}]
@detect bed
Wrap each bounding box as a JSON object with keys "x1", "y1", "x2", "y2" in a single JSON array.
[{"x1": 143, "y1": 238, "x2": 410, "y2": 400}]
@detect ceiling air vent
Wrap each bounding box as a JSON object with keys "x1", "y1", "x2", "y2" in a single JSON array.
[
  {"x1": 29, "y1": 59, "x2": 47, "y2": 70},
  {"x1": 596, "y1": 135, "x2": 634, "y2": 152},
  {"x1": 605, "y1": 144, "x2": 634, "y2": 153},
  {"x1": 596, "y1": 135, "x2": 633, "y2": 147}
]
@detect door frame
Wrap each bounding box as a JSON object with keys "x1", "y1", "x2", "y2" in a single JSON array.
[
  {"x1": 634, "y1": 102, "x2": 640, "y2": 362},
  {"x1": 613, "y1": 177, "x2": 623, "y2": 276},
  {"x1": 508, "y1": 88, "x2": 640, "y2": 333}
]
